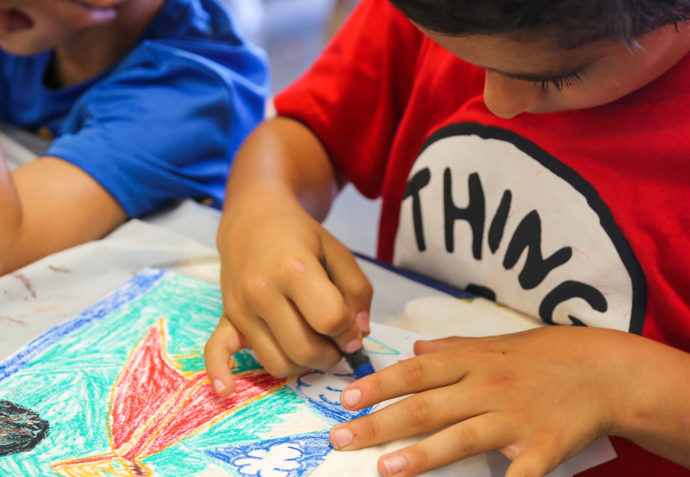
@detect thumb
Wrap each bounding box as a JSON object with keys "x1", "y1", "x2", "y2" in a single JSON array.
[
  {"x1": 321, "y1": 233, "x2": 373, "y2": 335},
  {"x1": 504, "y1": 446, "x2": 558, "y2": 477},
  {"x1": 204, "y1": 317, "x2": 248, "y2": 398}
]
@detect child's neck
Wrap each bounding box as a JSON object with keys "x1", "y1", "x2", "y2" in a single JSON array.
[{"x1": 53, "y1": 0, "x2": 165, "y2": 88}]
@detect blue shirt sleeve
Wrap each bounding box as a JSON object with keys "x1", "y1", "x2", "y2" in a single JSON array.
[{"x1": 46, "y1": 40, "x2": 269, "y2": 218}]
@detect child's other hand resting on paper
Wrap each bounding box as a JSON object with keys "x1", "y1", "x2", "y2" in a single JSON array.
[
  {"x1": 204, "y1": 118, "x2": 373, "y2": 398},
  {"x1": 329, "y1": 326, "x2": 690, "y2": 477}
]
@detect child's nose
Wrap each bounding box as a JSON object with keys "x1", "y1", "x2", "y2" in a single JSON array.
[{"x1": 482, "y1": 71, "x2": 545, "y2": 118}]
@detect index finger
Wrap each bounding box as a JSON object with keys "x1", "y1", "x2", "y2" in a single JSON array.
[
  {"x1": 340, "y1": 353, "x2": 468, "y2": 411},
  {"x1": 320, "y1": 233, "x2": 373, "y2": 334},
  {"x1": 281, "y1": 253, "x2": 364, "y2": 353},
  {"x1": 204, "y1": 317, "x2": 247, "y2": 398}
]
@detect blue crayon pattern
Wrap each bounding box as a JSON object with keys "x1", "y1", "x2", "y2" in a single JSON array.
[{"x1": 206, "y1": 431, "x2": 332, "y2": 477}]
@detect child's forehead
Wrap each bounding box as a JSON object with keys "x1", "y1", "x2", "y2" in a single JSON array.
[{"x1": 422, "y1": 28, "x2": 613, "y2": 77}]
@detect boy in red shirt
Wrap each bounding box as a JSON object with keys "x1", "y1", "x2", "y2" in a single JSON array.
[{"x1": 205, "y1": 1, "x2": 690, "y2": 475}]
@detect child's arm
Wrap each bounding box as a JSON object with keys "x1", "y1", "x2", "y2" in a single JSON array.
[
  {"x1": 0, "y1": 155, "x2": 127, "y2": 274},
  {"x1": 204, "y1": 117, "x2": 372, "y2": 397},
  {"x1": 330, "y1": 326, "x2": 690, "y2": 476},
  {"x1": 0, "y1": 151, "x2": 21, "y2": 272}
]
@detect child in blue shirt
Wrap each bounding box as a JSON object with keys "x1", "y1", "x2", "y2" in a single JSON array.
[{"x1": 0, "y1": 0, "x2": 269, "y2": 273}]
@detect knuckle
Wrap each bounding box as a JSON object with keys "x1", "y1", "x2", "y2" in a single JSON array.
[
  {"x1": 366, "y1": 374, "x2": 386, "y2": 399},
  {"x1": 403, "y1": 397, "x2": 434, "y2": 428},
  {"x1": 290, "y1": 345, "x2": 324, "y2": 367},
  {"x1": 276, "y1": 256, "x2": 306, "y2": 284},
  {"x1": 222, "y1": 298, "x2": 241, "y2": 317},
  {"x1": 484, "y1": 374, "x2": 513, "y2": 394},
  {"x1": 355, "y1": 415, "x2": 381, "y2": 442},
  {"x1": 222, "y1": 301, "x2": 247, "y2": 326},
  {"x1": 203, "y1": 338, "x2": 217, "y2": 356},
  {"x1": 242, "y1": 273, "x2": 272, "y2": 305},
  {"x1": 400, "y1": 358, "x2": 426, "y2": 388},
  {"x1": 449, "y1": 424, "x2": 481, "y2": 456},
  {"x1": 263, "y1": 359, "x2": 301, "y2": 379},
  {"x1": 314, "y1": 307, "x2": 347, "y2": 335},
  {"x1": 343, "y1": 276, "x2": 373, "y2": 301}
]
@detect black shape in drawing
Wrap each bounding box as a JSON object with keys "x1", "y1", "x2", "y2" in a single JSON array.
[{"x1": 0, "y1": 400, "x2": 49, "y2": 456}]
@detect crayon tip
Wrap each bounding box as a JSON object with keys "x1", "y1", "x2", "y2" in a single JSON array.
[{"x1": 343, "y1": 347, "x2": 375, "y2": 378}]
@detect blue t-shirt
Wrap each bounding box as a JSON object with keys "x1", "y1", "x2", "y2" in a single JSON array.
[{"x1": 0, "y1": 0, "x2": 269, "y2": 217}]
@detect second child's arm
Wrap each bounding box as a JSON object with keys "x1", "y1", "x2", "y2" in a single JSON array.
[
  {"x1": 205, "y1": 117, "x2": 373, "y2": 397},
  {"x1": 0, "y1": 151, "x2": 21, "y2": 272},
  {"x1": 0, "y1": 156, "x2": 127, "y2": 274}
]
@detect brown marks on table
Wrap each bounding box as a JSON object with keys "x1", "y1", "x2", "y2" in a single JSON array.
[
  {"x1": 0, "y1": 316, "x2": 25, "y2": 326},
  {"x1": 48, "y1": 265, "x2": 71, "y2": 274},
  {"x1": 11, "y1": 273, "x2": 36, "y2": 299}
]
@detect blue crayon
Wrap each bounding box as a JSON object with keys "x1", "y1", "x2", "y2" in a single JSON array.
[{"x1": 343, "y1": 347, "x2": 375, "y2": 378}]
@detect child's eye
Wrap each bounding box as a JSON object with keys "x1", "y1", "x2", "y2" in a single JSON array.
[{"x1": 534, "y1": 71, "x2": 584, "y2": 91}]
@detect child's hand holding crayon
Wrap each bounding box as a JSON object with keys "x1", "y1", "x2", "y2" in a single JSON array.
[{"x1": 205, "y1": 118, "x2": 373, "y2": 398}]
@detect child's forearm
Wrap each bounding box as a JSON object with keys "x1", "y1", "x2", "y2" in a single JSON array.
[
  {"x1": 1, "y1": 156, "x2": 126, "y2": 275},
  {"x1": 221, "y1": 116, "x2": 341, "y2": 225},
  {"x1": 610, "y1": 332, "x2": 690, "y2": 467},
  {"x1": 0, "y1": 154, "x2": 21, "y2": 274}
]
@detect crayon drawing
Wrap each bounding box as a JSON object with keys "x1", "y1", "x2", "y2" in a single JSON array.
[{"x1": 0, "y1": 268, "x2": 395, "y2": 477}]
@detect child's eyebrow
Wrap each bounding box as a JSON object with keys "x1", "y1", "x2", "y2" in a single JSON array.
[{"x1": 485, "y1": 62, "x2": 593, "y2": 82}]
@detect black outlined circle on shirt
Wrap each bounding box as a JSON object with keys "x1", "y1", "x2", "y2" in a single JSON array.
[{"x1": 394, "y1": 122, "x2": 646, "y2": 334}]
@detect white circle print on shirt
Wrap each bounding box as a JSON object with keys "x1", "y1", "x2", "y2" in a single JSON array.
[{"x1": 393, "y1": 123, "x2": 646, "y2": 333}]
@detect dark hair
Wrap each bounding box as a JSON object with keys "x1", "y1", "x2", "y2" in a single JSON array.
[{"x1": 387, "y1": 0, "x2": 690, "y2": 48}]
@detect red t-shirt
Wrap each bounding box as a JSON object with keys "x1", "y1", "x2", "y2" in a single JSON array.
[{"x1": 275, "y1": 0, "x2": 690, "y2": 474}]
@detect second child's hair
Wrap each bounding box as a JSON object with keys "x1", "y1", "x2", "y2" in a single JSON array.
[{"x1": 387, "y1": 0, "x2": 690, "y2": 48}]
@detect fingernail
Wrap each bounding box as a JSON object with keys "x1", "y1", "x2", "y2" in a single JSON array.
[
  {"x1": 355, "y1": 311, "x2": 370, "y2": 334},
  {"x1": 344, "y1": 338, "x2": 361, "y2": 353},
  {"x1": 213, "y1": 379, "x2": 226, "y2": 395},
  {"x1": 341, "y1": 388, "x2": 361, "y2": 408},
  {"x1": 382, "y1": 455, "x2": 406, "y2": 475},
  {"x1": 331, "y1": 427, "x2": 353, "y2": 449}
]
